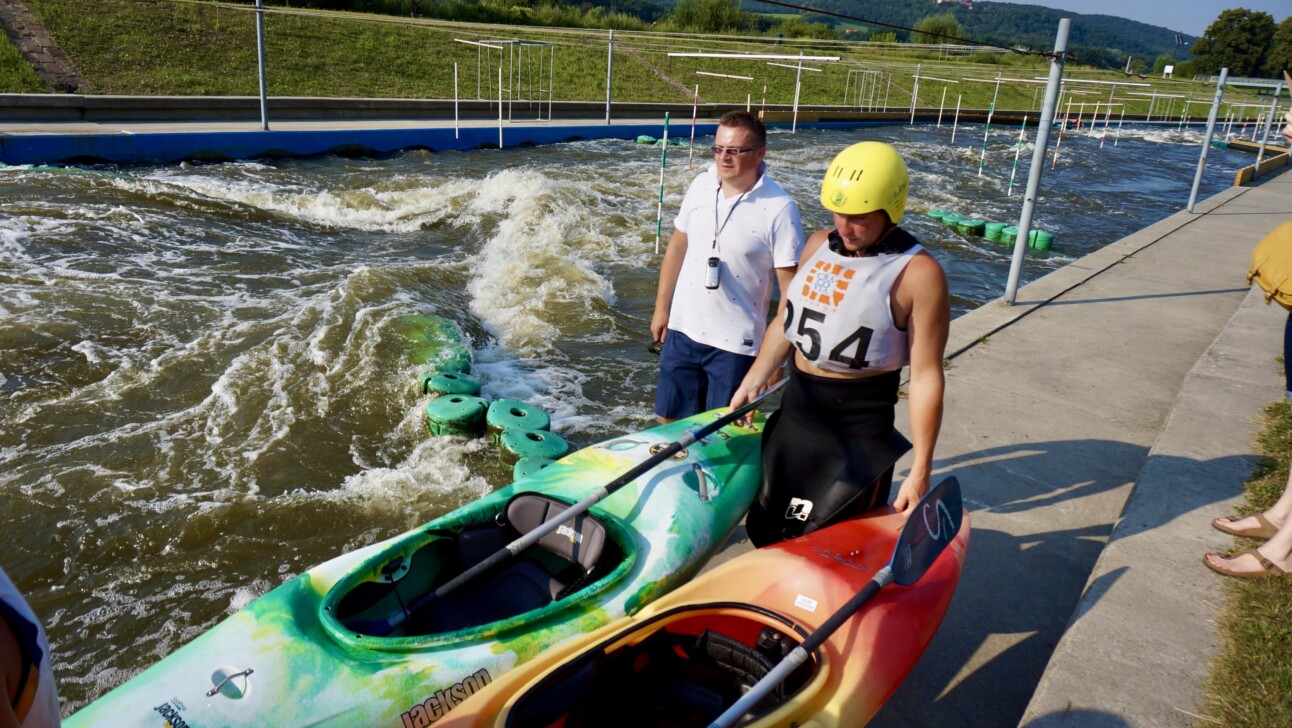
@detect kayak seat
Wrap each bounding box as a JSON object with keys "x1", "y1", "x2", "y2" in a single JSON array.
[
  {"x1": 412, "y1": 494, "x2": 609, "y2": 634},
  {"x1": 502, "y1": 493, "x2": 608, "y2": 599}
]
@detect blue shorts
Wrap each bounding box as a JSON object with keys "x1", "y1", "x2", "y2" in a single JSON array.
[{"x1": 655, "y1": 329, "x2": 756, "y2": 420}]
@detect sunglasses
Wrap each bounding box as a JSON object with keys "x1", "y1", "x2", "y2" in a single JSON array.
[{"x1": 710, "y1": 145, "x2": 763, "y2": 157}]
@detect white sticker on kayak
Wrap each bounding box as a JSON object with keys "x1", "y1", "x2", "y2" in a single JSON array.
[{"x1": 794, "y1": 594, "x2": 818, "y2": 612}]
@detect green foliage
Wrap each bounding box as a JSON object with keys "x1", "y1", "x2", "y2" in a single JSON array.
[
  {"x1": 1150, "y1": 54, "x2": 1173, "y2": 75},
  {"x1": 666, "y1": 0, "x2": 751, "y2": 33},
  {"x1": 911, "y1": 14, "x2": 964, "y2": 45},
  {"x1": 751, "y1": 0, "x2": 1196, "y2": 69},
  {"x1": 1192, "y1": 8, "x2": 1276, "y2": 77},
  {"x1": 767, "y1": 15, "x2": 838, "y2": 40},
  {"x1": 1266, "y1": 16, "x2": 1292, "y2": 77},
  {"x1": 869, "y1": 31, "x2": 898, "y2": 44},
  {"x1": 0, "y1": 35, "x2": 46, "y2": 93}
]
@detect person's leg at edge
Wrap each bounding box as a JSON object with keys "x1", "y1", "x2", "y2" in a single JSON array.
[
  {"x1": 1285, "y1": 311, "x2": 1291, "y2": 400},
  {"x1": 1214, "y1": 464, "x2": 1292, "y2": 536},
  {"x1": 655, "y1": 329, "x2": 706, "y2": 424},
  {"x1": 700, "y1": 346, "x2": 757, "y2": 413},
  {"x1": 1206, "y1": 499, "x2": 1292, "y2": 576}
]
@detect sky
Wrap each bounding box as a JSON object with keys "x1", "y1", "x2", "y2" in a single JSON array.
[{"x1": 1001, "y1": 0, "x2": 1292, "y2": 36}]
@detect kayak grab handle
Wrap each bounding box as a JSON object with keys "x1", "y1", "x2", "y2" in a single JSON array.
[
  {"x1": 207, "y1": 668, "x2": 254, "y2": 697},
  {"x1": 692, "y1": 463, "x2": 709, "y2": 501}
]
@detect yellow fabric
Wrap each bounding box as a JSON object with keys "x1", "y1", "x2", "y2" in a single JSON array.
[
  {"x1": 1249, "y1": 221, "x2": 1292, "y2": 311},
  {"x1": 819, "y1": 141, "x2": 909, "y2": 223}
]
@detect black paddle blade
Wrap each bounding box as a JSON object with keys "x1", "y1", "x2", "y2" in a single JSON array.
[{"x1": 891, "y1": 476, "x2": 963, "y2": 587}]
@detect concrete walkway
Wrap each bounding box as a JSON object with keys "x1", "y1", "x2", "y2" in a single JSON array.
[{"x1": 863, "y1": 168, "x2": 1291, "y2": 726}]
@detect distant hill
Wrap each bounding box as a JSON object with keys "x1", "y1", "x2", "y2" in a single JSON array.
[{"x1": 744, "y1": 0, "x2": 1194, "y2": 69}]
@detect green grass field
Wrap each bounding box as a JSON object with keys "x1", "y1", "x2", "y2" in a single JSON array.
[
  {"x1": 3, "y1": 0, "x2": 1272, "y2": 118},
  {"x1": 0, "y1": 28, "x2": 46, "y2": 92}
]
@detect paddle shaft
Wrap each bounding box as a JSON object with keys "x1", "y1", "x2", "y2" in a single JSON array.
[
  {"x1": 386, "y1": 379, "x2": 786, "y2": 632},
  {"x1": 706, "y1": 567, "x2": 892, "y2": 728}
]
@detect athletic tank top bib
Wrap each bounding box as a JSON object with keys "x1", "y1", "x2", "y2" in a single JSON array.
[{"x1": 783, "y1": 229, "x2": 922, "y2": 374}]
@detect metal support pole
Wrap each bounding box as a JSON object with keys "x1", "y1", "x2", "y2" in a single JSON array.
[
  {"x1": 255, "y1": 0, "x2": 269, "y2": 131},
  {"x1": 605, "y1": 30, "x2": 613, "y2": 123},
  {"x1": 951, "y1": 94, "x2": 961, "y2": 143},
  {"x1": 909, "y1": 63, "x2": 921, "y2": 125},
  {"x1": 1008, "y1": 116, "x2": 1027, "y2": 197},
  {"x1": 1254, "y1": 81, "x2": 1282, "y2": 174},
  {"x1": 1187, "y1": 68, "x2": 1228, "y2": 213},
  {"x1": 498, "y1": 66, "x2": 504, "y2": 149},
  {"x1": 792, "y1": 52, "x2": 803, "y2": 134},
  {"x1": 454, "y1": 62, "x2": 460, "y2": 139},
  {"x1": 977, "y1": 76, "x2": 1001, "y2": 177},
  {"x1": 1100, "y1": 102, "x2": 1113, "y2": 148},
  {"x1": 1052, "y1": 98, "x2": 1070, "y2": 169},
  {"x1": 938, "y1": 86, "x2": 946, "y2": 127},
  {"x1": 688, "y1": 84, "x2": 698, "y2": 169},
  {"x1": 1004, "y1": 19, "x2": 1069, "y2": 305}
]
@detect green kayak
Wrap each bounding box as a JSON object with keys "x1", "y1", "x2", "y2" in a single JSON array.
[{"x1": 66, "y1": 409, "x2": 764, "y2": 728}]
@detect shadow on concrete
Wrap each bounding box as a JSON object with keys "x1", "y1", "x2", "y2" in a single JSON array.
[
  {"x1": 869, "y1": 439, "x2": 1251, "y2": 728},
  {"x1": 1023, "y1": 287, "x2": 1249, "y2": 307},
  {"x1": 1020, "y1": 709, "x2": 1135, "y2": 727}
]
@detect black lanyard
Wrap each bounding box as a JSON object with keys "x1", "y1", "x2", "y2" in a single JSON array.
[{"x1": 712, "y1": 179, "x2": 756, "y2": 252}]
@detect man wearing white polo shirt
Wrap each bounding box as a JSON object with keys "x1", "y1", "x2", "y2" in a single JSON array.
[{"x1": 650, "y1": 110, "x2": 805, "y2": 422}]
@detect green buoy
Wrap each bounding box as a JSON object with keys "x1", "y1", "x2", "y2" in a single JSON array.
[
  {"x1": 499, "y1": 428, "x2": 570, "y2": 465},
  {"x1": 984, "y1": 222, "x2": 1006, "y2": 241},
  {"x1": 486, "y1": 399, "x2": 552, "y2": 444},
  {"x1": 424, "y1": 371, "x2": 482, "y2": 396},
  {"x1": 1030, "y1": 230, "x2": 1055, "y2": 251},
  {"x1": 425, "y1": 395, "x2": 488, "y2": 437},
  {"x1": 512, "y1": 456, "x2": 557, "y2": 481}
]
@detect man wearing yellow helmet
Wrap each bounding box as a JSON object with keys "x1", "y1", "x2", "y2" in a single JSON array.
[
  {"x1": 650, "y1": 111, "x2": 805, "y2": 422},
  {"x1": 729, "y1": 141, "x2": 950, "y2": 547}
]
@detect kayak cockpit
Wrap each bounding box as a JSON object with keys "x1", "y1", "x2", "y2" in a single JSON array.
[
  {"x1": 321, "y1": 493, "x2": 629, "y2": 644},
  {"x1": 501, "y1": 604, "x2": 820, "y2": 728}
]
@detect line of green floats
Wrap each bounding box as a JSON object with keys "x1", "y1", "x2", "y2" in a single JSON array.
[
  {"x1": 424, "y1": 378, "x2": 567, "y2": 480},
  {"x1": 927, "y1": 209, "x2": 1054, "y2": 252},
  {"x1": 401, "y1": 313, "x2": 566, "y2": 480}
]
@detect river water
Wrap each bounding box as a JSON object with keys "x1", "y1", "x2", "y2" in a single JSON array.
[{"x1": 0, "y1": 121, "x2": 1249, "y2": 712}]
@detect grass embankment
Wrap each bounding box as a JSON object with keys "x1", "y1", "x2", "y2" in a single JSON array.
[
  {"x1": 0, "y1": 30, "x2": 45, "y2": 92},
  {"x1": 1202, "y1": 400, "x2": 1292, "y2": 728},
  {"x1": 5, "y1": 0, "x2": 1274, "y2": 116}
]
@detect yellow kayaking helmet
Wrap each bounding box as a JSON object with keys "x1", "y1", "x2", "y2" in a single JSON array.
[{"x1": 819, "y1": 141, "x2": 909, "y2": 224}]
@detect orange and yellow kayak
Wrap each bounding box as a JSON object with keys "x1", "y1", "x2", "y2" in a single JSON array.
[{"x1": 440, "y1": 505, "x2": 969, "y2": 728}]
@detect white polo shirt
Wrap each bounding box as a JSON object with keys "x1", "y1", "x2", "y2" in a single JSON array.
[{"x1": 669, "y1": 163, "x2": 804, "y2": 356}]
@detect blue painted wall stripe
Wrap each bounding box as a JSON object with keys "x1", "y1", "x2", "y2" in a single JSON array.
[{"x1": 0, "y1": 120, "x2": 891, "y2": 166}]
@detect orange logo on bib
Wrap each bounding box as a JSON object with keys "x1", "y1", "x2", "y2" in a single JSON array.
[{"x1": 801, "y1": 260, "x2": 854, "y2": 308}]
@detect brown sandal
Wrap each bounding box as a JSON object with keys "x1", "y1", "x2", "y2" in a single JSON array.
[
  {"x1": 1203, "y1": 549, "x2": 1289, "y2": 580},
  {"x1": 1212, "y1": 512, "x2": 1279, "y2": 540}
]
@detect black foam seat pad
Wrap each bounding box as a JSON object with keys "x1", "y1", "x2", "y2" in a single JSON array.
[{"x1": 420, "y1": 559, "x2": 563, "y2": 633}]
